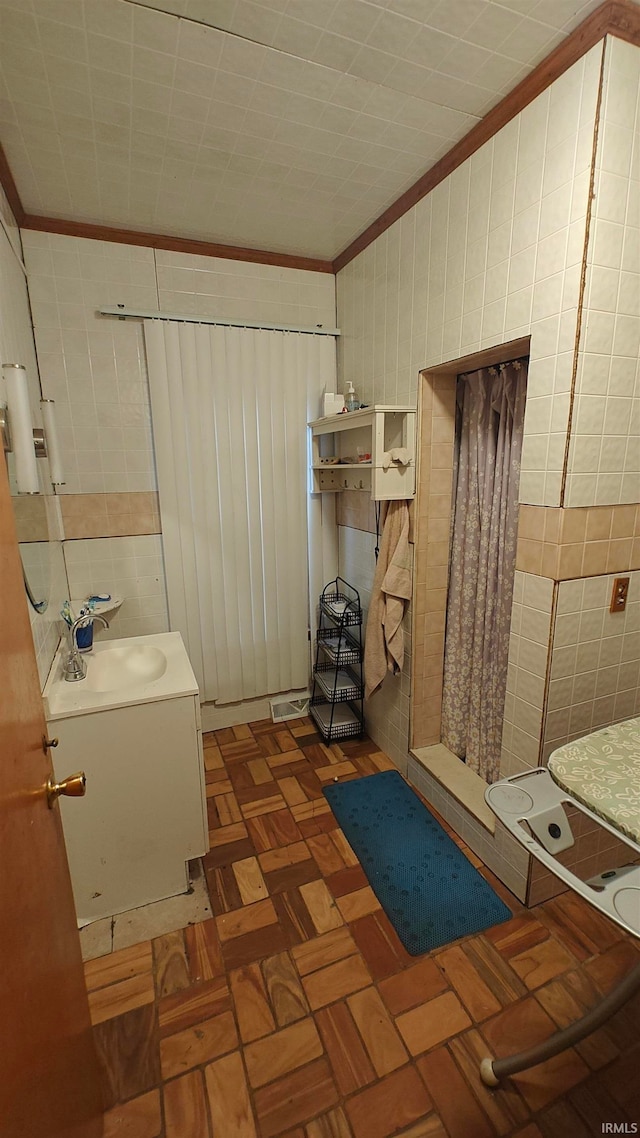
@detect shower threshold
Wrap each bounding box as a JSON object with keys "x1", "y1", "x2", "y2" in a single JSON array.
[{"x1": 410, "y1": 743, "x2": 495, "y2": 833}]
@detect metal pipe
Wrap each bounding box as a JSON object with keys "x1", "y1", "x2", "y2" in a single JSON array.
[{"x1": 480, "y1": 960, "x2": 640, "y2": 1086}]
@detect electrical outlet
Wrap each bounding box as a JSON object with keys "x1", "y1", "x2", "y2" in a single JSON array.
[{"x1": 610, "y1": 576, "x2": 629, "y2": 613}]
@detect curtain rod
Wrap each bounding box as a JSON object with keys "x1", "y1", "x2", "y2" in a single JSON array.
[
  {"x1": 458, "y1": 354, "x2": 529, "y2": 380},
  {"x1": 98, "y1": 306, "x2": 340, "y2": 336}
]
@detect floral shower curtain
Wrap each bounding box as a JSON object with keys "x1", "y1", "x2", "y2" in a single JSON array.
[{"x1": 440, "y1": 359, "x2": 527, "y2": 783}]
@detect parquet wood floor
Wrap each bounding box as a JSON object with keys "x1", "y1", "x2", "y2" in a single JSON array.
[{"x1": 93, "y1": 718, "x2": 640, "y2": 1137}]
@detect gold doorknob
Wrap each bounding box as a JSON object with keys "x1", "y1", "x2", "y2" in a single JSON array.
[{"x1": 46, "y1": 771, "x2": 86, "y2": 809}]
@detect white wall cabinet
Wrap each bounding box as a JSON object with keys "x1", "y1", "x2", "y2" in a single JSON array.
[{"x1": 309, "y1": 405, "x2": 416, "y2": 499}]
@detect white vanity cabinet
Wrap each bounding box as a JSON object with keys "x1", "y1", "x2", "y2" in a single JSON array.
[
  {"x1": 309, "y1": 405, "x2": 416, "y2": 499},
  {"x1": 50, "y1": 695, "x2": 207, "y2": 924},
  {"x1": 44, "y1": 632, "x2": 208, "y2": 925}
]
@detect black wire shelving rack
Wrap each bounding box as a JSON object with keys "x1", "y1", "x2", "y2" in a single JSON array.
[{"x1": 310, "y1": 576, "x2": 364, "y2": 743}]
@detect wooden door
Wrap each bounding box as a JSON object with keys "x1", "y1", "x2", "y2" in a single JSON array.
[{"x1": 0, "y1": 457, "x2": 103, "y2": 1137}]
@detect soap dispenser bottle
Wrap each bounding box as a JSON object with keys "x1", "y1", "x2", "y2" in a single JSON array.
[{"x1": 345, "y1": 381, "x2": 359, "y2": 412}]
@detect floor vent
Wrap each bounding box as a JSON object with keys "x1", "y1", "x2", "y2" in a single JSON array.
[{"x1": 270, "y1": 695, "x2": 309, "y2": 723}]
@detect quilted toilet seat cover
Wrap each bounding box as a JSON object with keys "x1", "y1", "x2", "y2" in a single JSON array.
[{"x1": 548, "y1": 716, "x2": 640, "y2": 845}]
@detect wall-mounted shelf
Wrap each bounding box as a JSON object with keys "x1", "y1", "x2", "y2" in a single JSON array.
[
  {"x1": 308, "y1": 405, "x2": 416, "y2": 500},
  {"x1": 70, "y1": 594, "x2": 123, "y2": 619}
]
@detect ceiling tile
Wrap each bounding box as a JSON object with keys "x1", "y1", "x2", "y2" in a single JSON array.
[
  {"x1": 38, "y1": 16, "x2": 88, "y2": 60},
  {"x1": 227, "y1": 0, "x2": 283, "y2": 42},
  {"x1": 0, "y1": 0, "x2": 633, "y2": 259},
  {"x1": 424, "y1": 0, "x2": 488, "y2": 38},
  {"x1": 394, "y1": 22, "x2": 456, "y2": 69},
  {"x1": 500, "y1": 20, "x2": 563, "y2": 64},
  {"x1": 133, "y1": 45, "x2": 177, "y2": 86},
  {"x1": 132, "y1": 3, "x2": 180, "y2": 53},
  {"x1": 347, "y1": 42, "x2": 400, "y2": 85},
  {"x1": 435, "y1": 39, "x2": 493, "y2": 82},
  {"x1": 90, "y1": 67, "x2": 133, "y2": 103},
  {"x1": 176, "y1": 19, "x2": 225, "y2": 65},
  {"x1": 282, "y1": 0, "x2": 338, "y2": 32},
  {"x1": 133, "y1": 78, "x2": 173, "y2": 113},
  {"x1": 271, "y1": 15, "x2": 323, "y2": 57},
  {"x1": 464, "y1": 4, "x2": 524, "y2": 50},
  {"x1": 85, "y1": 0, "x2": 132, "y2": 39},
  {"x1": 308, "y1": 30, "x2": 362, "y2": 72},
  {"x1": 37, "y1": 0, "x2": 82, "y2": 23}
]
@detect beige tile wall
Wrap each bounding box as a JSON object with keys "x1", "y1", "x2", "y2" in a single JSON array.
[
  {"x1": 411, "y1": 373, "x2": 456, "y2": 748},
  {"x1": 335, "y1": 491, "x2": 415, "y2": 542},
  {"x1": 516, "y1": 503, "x2": 640, "y2": 578},
  {"x1": 60, "y1": 492, "x2": 160, "y2": 539},
  {"x1": 12, "y1": 494, "x2": 49, "y2": 542},
  {"x1": 335, "y1": 491, "x2": 377, "y2": 535}
]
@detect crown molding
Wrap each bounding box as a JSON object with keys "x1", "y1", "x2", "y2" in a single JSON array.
[
  {"x1": 18, "y1": 213, "x2": 334, "y2": 274},
  {"x1": 0, "y1": 143, "x2": 25, "y2": 227},
  {"x1": 607, "y1": 0, "x2": 640, "y2": 41},
  {"x1": 0, "y1": 1, "x2": 638, "y2": 277}
]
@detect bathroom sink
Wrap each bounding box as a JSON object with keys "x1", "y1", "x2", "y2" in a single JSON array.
[
  {"x1": 44, "y1": 632, "x2": 200, "y2": 719},
  {"x1": 83, "y1": 644, "x2": 167, "y2": 692}
]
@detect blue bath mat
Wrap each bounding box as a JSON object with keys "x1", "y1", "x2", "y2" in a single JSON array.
[{"x1": 324, "y1": 770, "x2": 511, "y2": 955}]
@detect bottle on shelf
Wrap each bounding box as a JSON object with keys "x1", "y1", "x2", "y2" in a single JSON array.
[{"x1": 344, "y1": 382, "x2": 360, "y2": 412}]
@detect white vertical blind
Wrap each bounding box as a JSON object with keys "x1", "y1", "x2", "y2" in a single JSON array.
[{"x1": 144, "y1": 320, "x2": 337, "y2": 705}]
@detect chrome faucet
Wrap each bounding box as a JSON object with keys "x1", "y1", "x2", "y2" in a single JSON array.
[{"x1": 63, "y1": 613, "x2": 110, "y2": 682}]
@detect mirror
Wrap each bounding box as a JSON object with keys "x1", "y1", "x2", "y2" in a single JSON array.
[
  {"x1": 2, "y1": 361, "x2": 64, "y2": 617},
  {"x1": 10, "y1": 476, "x2": 52, "y2": 613}
]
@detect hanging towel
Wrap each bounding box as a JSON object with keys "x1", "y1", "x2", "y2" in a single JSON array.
[
  {"x1": 364, "y1": 500, "x2": 412, "y2": 699},
  {"x1": 381, "y1": 447, "x2": 411, "y2": 469}
]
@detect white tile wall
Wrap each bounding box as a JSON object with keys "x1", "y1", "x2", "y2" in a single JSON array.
[
  {"x1": 63, "y1": 535, "x2": 169, "y2": 641},
  {"x1": 565, "y1": 38, "x2": 640, "y2": 507},
  {"x1": 544, "y1": 570, "x2": 640, "y2": 757},
  {"x1": 22, "y1": 232, "x2": 336, "y2": 635},
  {"x1": 336, "y1": 49, "x2": 604, "y2": 787},
  {"x1": 22, "y1": 232, "x2": 336, "y2": 496},
  {"x1": 337, "y1": 45, "x2": 603, "y2": 509},
  {"x1": 155, "y1": 251, "x2": 337, "y2": 330},
  {"x1": 0, "y1": 187, "x2": 68, "y2": 686},
  {"x1": 22, "y1": 233, "x2": 159, "y2": 496},
  {"x1": 23, "y1": 233, "x2": 157, "y2": 496}
]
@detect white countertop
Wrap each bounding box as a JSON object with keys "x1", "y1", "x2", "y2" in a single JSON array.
[{"x1": 44, "y1": 631, "x2": 199, "y2": 721}]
